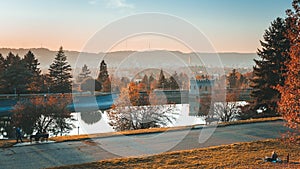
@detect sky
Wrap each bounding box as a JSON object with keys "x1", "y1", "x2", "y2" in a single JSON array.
[{"x1": 0, "y1": 0, "x2": 293, "y2": 53}]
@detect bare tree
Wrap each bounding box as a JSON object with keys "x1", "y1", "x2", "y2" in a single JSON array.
[
  {"x1": 107, "y1": 83, "x2": 177, "y2": 131},
  {"x1": 213, "y1": 92, "x2": 241, "y2": 122}
]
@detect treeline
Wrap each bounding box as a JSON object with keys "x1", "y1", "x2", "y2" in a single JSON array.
[
  {"x1": 241, "y1": 0, "x2": 299, "y2": 138},
  {"x1": 77, "y1": 62, "x2": 190, "y2": 94},
  {"x1": 0, "y1": 46, "x2": 72, "y2": 94},
  {"x1": 244, "y1": 0, "x2": 299, "y2": 119}
]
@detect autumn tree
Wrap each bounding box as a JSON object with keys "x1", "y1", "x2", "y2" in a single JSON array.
[
  {"x1": 128, "y1": 82, "x2": 140, "y2": 106},
  {"x1": 276, "y1": 0, "x2": 300, "y2": 140},
  {"x1": 12, "y1": 95, "x2": 74, "y2": 136},
  {"x1": 102, "y1": 78, "x2": 112, "y2": 93},
  {"x1": 250, "y1": 18, "x2": 290, "y2": 117},
  {"x1": 49, "y1": 47, "x2": 72, "y2": 93},
  {"x1": 107, "y1": 83, "x2": 176, "y2": 131}
]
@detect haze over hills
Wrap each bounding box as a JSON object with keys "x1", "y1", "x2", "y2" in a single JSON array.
[{"x1": 0, "y1": 48, "x2": 258, "y2": 71}]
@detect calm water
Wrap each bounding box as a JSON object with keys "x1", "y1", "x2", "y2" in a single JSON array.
[{"x1": 69, "y1": 104, "x2": 205, "y2": 136}]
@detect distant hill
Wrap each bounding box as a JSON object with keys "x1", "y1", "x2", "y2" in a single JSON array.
[{"x1": 0, "y1": 48, "x2": 258, "y2": 70}]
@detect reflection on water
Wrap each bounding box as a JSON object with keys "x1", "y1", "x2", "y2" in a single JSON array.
[
  {"x1": 69, "y1": 104, "x2": 205, "y2": 136},
  {"x1": 80, "y1": 111, "x2": 103, "y2": 125}
]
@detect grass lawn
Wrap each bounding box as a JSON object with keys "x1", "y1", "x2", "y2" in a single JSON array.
[{"x1": 48, "y1": 138, "x2": 300, "y2": 169}]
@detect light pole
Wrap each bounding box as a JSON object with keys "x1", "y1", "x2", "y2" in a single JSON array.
[{"x1": 77, "y1": 113, "x2": 80, "y2": 135}]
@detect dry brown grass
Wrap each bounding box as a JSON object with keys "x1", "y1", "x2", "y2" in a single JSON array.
[
  {"x1": 49, "y1": 138, "x2": 300, "y2": 169},
  {"x1": 219, "y1": 117, "x2": 283, "y2": 126},
  {"x1": 0, "y1": 139, "x2": 16, "y2": 148}
]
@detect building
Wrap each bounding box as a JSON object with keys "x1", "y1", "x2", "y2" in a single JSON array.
[{"x1": 189, "y1": 79, "x2": 215, "y2": 116}]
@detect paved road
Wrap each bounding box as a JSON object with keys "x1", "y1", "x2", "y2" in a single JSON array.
[{"x1": 0, "y1": 121, "x2": 289, "y2": 169}]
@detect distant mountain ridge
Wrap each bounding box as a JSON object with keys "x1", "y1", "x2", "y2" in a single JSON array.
[{"x1": 0, "y1": 48, "x2": 258, "y2": 69}]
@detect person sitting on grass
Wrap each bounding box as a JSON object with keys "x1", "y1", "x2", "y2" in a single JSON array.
[{"x1": 265, "y1": 151, "x2": 281, "y2": 162}]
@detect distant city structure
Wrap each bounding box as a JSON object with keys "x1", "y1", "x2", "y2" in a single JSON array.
[{"x1": 189, "y1": 79, "x2": 215, "y2": 116}]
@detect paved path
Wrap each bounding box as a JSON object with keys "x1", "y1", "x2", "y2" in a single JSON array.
[{"x1": 0, "y1": 121, "x2": 289, "y2": 169}]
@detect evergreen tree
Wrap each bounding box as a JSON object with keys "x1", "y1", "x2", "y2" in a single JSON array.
[
  {"x1": 40, "y1": 74, "x2": 52, "y2": 93},
  {"x1": 23, "y1": 51, "x2": 42, "y2": 93},
  {"x1": 168, "y1": 72, "x2": 179, "y2": 90},
  {"x1": 0, "y1": 54, "x2": 5, "y2": 92},
  {"x1": 97, "y1": 60, "x2": 111, "y2": 92},
  {"x1": 97, "y1": 60, "x2": 109, "y2": 83},
  {"x1": 77, "y1": 64, "x2": 91, "y2": 82},
  {"x1": 141, "y1": 74, "x2": 150, "y2": 90},
  {"x1": 157, "y1": 69, "x2": 167, "y2": 89},
  {"x1": 148, "y1": 74, "x2": 155, "y2": 90},
  {"x1": 141, "y1": 74, "x2": 149, "y2": 86},
  {"x1": 228, "y1": 69, "x2": 238, "y2": 88},
  {"x1": 0, "y1": 52, "x2": 31, "y2": 94},
  {"x1": 149, "y1": 74, "x2": 155, "y2": 84},
  {"x1": 250, "y1": 18, "x2": 290, "y2": 117},
  {"x1": 276, "y1": 0, "x2": 300, "y2": 140},
  {"x1": 0, "y1": 53, "x2": 4, "y2": 72},
  {"x1": 49, "y1": 47, "x2": 72, "y2": 93},
  {"x1": 23, "y1": 51, "x2": 41, "y2": 76}
]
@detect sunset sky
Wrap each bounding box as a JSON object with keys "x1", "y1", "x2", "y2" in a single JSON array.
[{"x1": 0, "y1": 0, "x2": 292, "y2": 53}]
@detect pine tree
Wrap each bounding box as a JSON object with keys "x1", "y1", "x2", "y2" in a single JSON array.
[
  {"x1": 97, "y1": 60, "x2": 111, "y2": 92},
  {"x1": 168, "y1": 72, "x2": 179, "y2": 90},
  {"x1": 157, "y1": 69, "x2": 167, "y2": 89},
  {"x1": 0, "y1": 52, "x2": 32, "y2": 94},
  {"x1": 77, "y1": 64, "x2": 91, "y2": 82},
  {"x1": 250, "y1": 17, "x2": 290, "y2": 117},
  {"x1": 141, "y1": 74, "x2": 149, "y2": 86},
  {"x1": 49, "y1": 46, "x2": 72, "y2": 93},
  {"x1": 0, "y1": 54, "x2": 5, "y2": 92},
  {"x1": 228, "y1": 69, "x2": 238, "y2": 89},
  {"x1": 0, "y1": 53, "x2": 4, "y2": 72},
  {"x1": 276, "y1": 0, "x2": 300, "y2": 140},
  {"x1": 23, "y1": 51, "x2": 42, "y2": 93}
]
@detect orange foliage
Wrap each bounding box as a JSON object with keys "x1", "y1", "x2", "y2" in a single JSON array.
[
  {"x1": 12, "y1": 94, "x2": 73, "y2": 135},
  {"x1": 276, "y1": 4, "x2": 300, "y2": 139}
]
